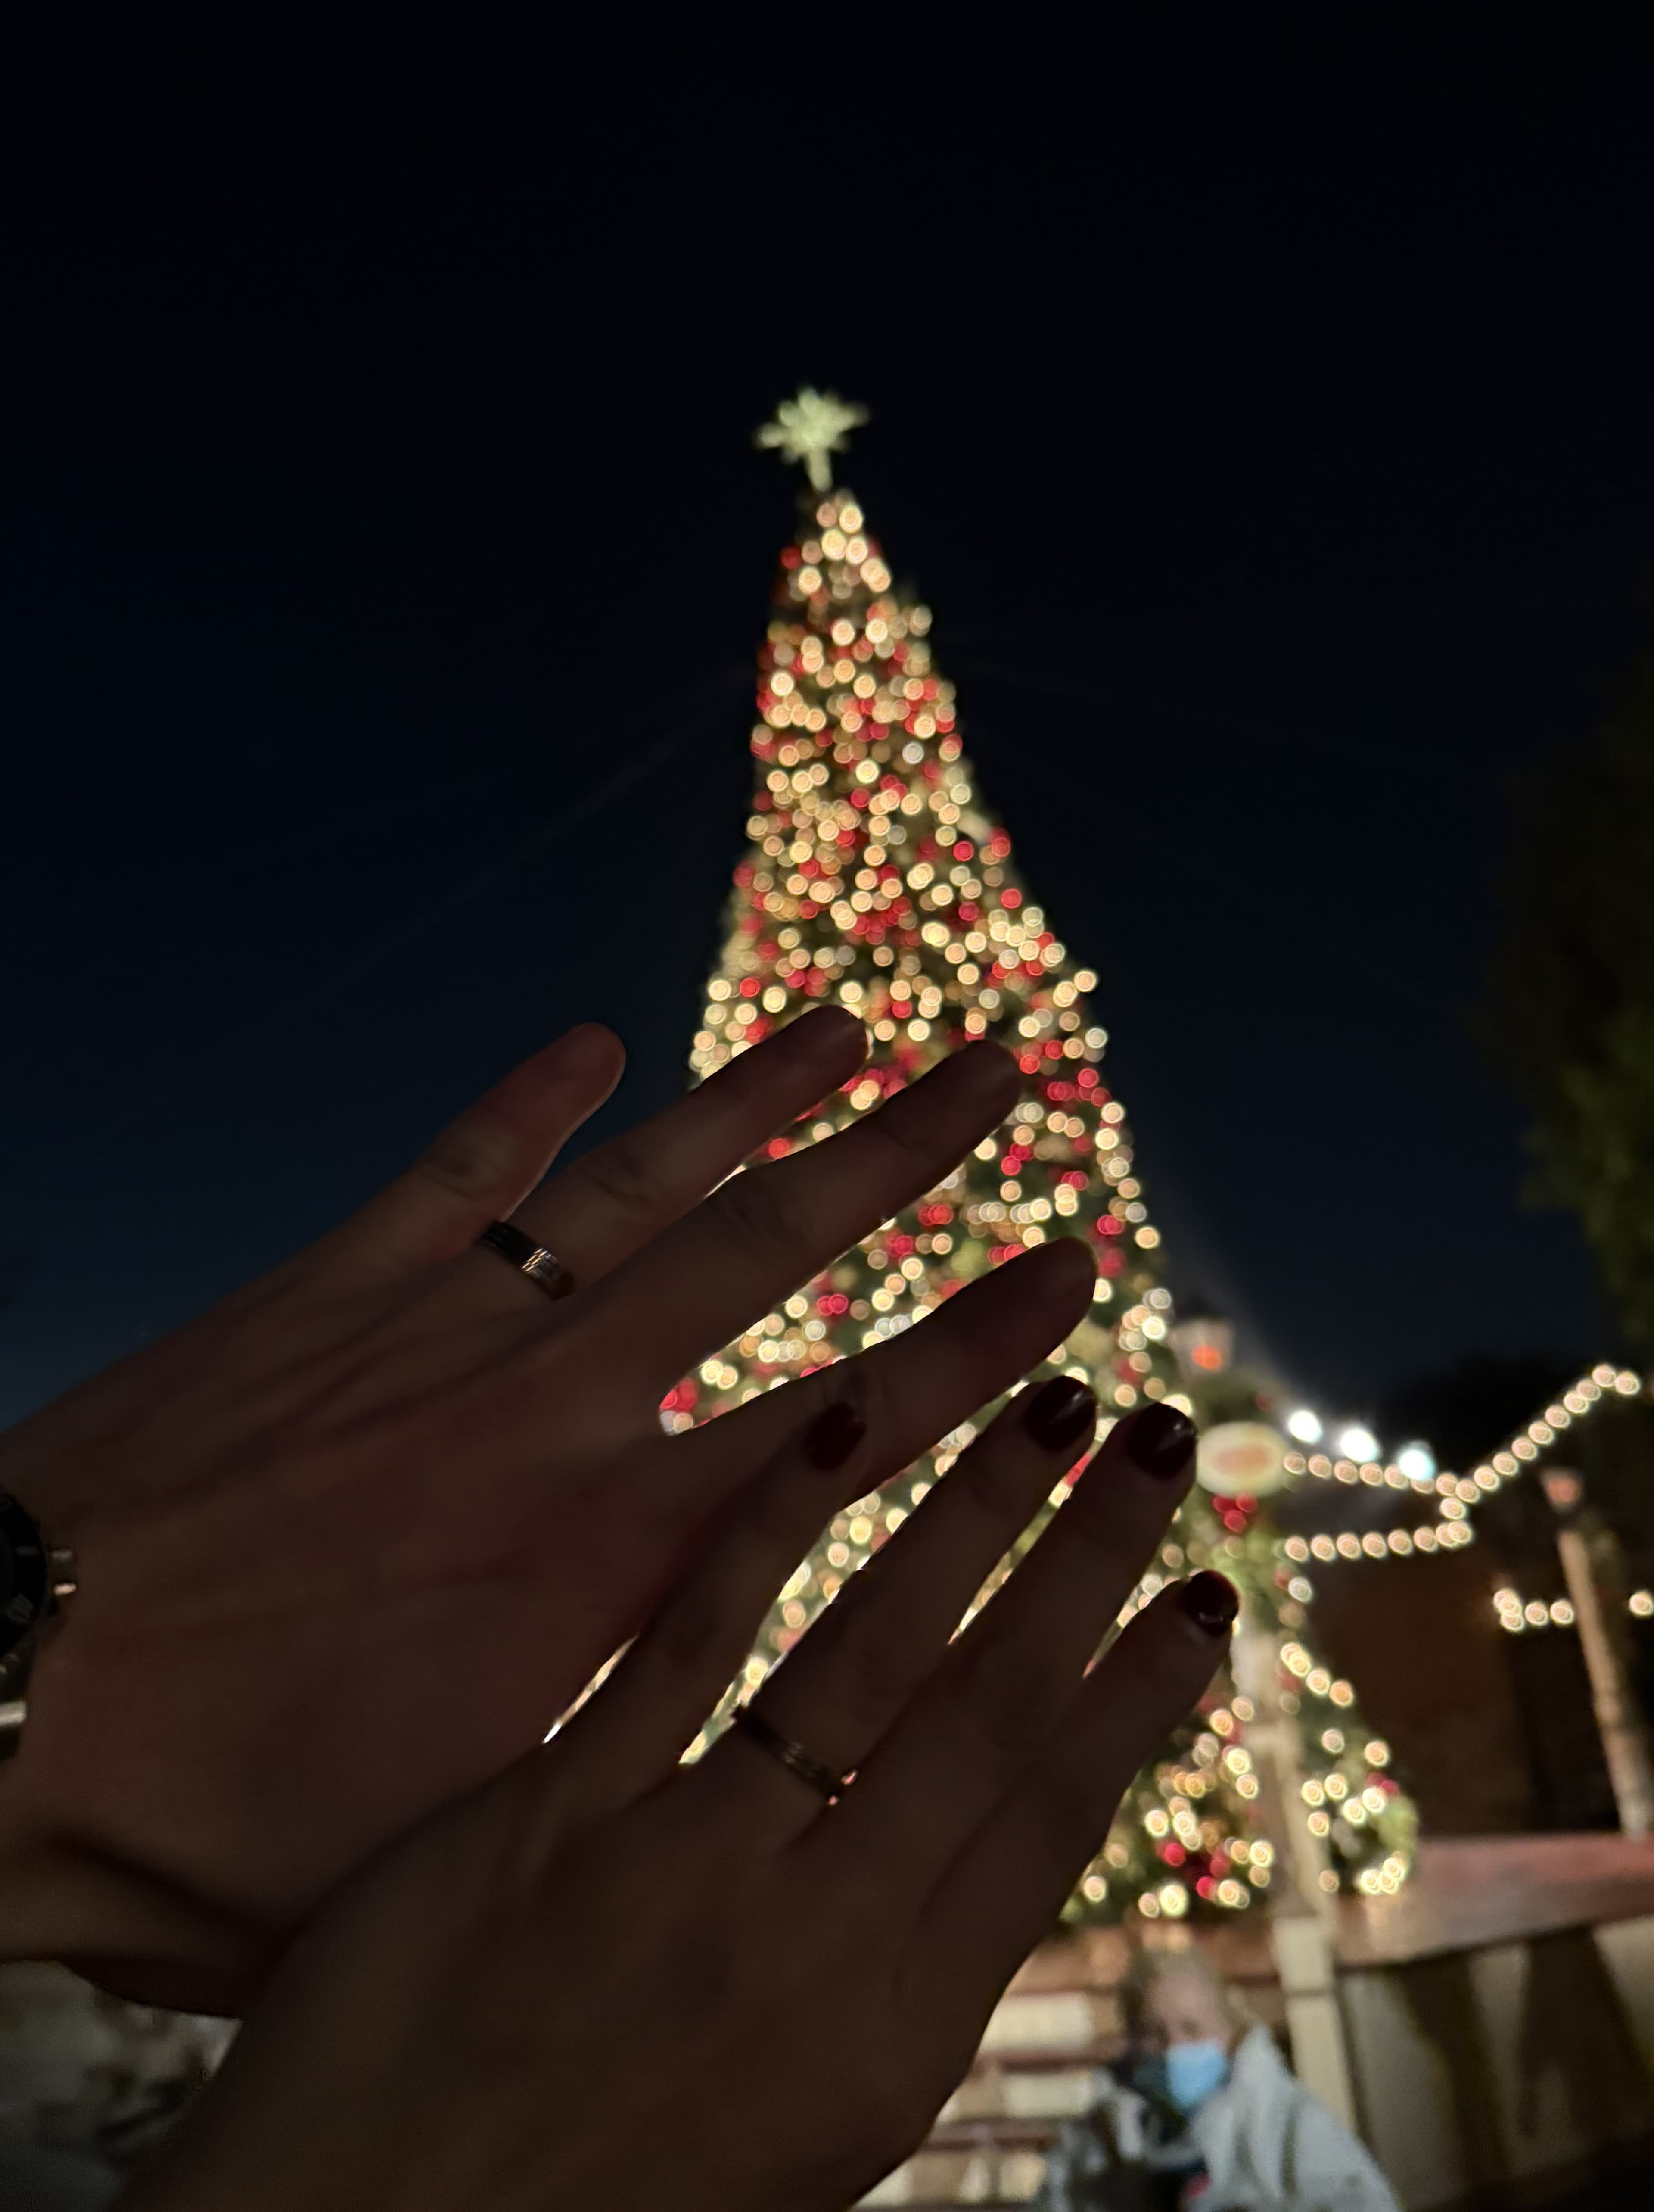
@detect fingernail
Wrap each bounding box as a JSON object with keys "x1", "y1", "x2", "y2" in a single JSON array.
[
  {"x1": 1023, "y1": 1376, "x2": 1097, "y2": 1451},
  {"x1": 1180, "y1": 1570, "x2": 1239, "y2": 1635},
  {"x1": 805, "y1": 1401, "x2": 866, "y2": 1469},
  {"x1": 1127, "y1": 1402, "x2": 1197, "y2": 1479}
]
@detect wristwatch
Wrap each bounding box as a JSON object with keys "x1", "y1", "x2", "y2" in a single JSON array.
[{"x1": 0, "y1": 1489, "x2": 76, "y2": 1760}]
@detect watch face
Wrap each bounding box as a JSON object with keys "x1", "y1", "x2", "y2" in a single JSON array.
[{"x1": 0, "y1": 1494, "x2": 50, "y2": 1660}]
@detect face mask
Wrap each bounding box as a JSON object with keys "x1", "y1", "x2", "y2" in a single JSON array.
[{"x1": 1163, "y1": 2038, "x2": 1229, "y2": 2113}]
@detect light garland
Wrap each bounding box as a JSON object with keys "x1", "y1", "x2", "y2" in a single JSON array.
[
  {"x1": 1278, "y1": 1364, "x2": 1646, "y2": 1568},
  {"x1": 1492, "y1": 1585, "x2": 1654, "y2": 1634}
]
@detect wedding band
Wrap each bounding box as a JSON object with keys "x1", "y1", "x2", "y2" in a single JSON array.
[
  {"x1": 732, "y1": 1704, "x2": 850, "y2": 1804},
  {"x1": 476, "y1": 1220, "x2": 576, "y2": 1300}
]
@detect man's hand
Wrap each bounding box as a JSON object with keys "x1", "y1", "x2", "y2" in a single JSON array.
[{"x1": 0, "y1": 1009, "x2": 1069, "y2": 2012}]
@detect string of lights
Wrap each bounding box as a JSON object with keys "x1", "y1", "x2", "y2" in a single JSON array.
[
  {"x1": 1277, "y1": 1364, "x2": 1646, "y2": 1567},
  {"x1": 1490, "y1": 1586, "x2": 1654, "y2": 1633}
]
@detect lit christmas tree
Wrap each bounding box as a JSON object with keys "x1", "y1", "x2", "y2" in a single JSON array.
[{"x1": 673, "y1": 391, "x2": 1415, "y2": 1923}]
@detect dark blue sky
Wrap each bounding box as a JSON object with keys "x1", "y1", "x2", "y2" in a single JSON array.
[{"x1": 4, "y1": 88, "x2": 1653, "y2": 1435}]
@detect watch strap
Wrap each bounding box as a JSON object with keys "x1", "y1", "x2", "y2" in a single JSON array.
[
  {"x1": 0, "y1": 1636, "x2": 36, "y2": 1760},
  {"x1": 0, "y1": 1545, "x2": 75, "y2": 1763}
]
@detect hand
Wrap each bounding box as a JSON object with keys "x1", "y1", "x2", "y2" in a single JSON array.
[
  {"x1": 121, "y1": 1375, "x2": 1230, "y2": 2212},
  {"x1": 0, "y1": 1010, "x2": 1067, "y2": 2011}
]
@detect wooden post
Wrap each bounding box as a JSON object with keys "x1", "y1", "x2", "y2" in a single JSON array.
[
  {"x1": 1232, "y1": 1610, "x2": 1359, "y2": 2127},
  {"x1": 1556, "y1": 1515, "x2": 1654, "y2": 1838}
]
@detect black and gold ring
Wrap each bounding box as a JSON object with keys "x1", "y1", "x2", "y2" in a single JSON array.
[
  {"x1": 733, "y1": 1704, "x2": 850, "y2": 1804},
  {"x1": 476, "y1": 1219, "x2": 576, "y2": 1301}
]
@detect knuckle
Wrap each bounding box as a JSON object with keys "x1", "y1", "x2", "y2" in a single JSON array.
[
  {"x1": 735, "y1": 1441, "x2": 824, "y2": 1554},
  {"x1": 855, "y1": 1099, "x2": 939, "y2": 1181},
  {"x1": 823, "y1": 1602, "x2": 924, "y2": 1732},
  {"x1": 1050, "y1": 1482, "x2": 1128, "y2": 1562},
  {"x1": 414, "y1": 1112, "x2": 512, "y2": 1201},
  {"x1": 650, "y1": 1581, "x2": 730, "y2": 1679},
  {"x1": 735, "y1": 1473, "x2": 808, "y2": 1556},
  {"x1": 835, "y1": 1352, "x2": 898, "y2": 1448},
  {"x1": 948, "y1": 1639, "x2": 1061, "y2": 1761},
  {"x1": 563, "y1": 1136, "x2": 662, "y2": 1227},
  {"x1": 962, "y1": 1684, "x2": 1039, "y2": 1764},
  {"x1": 945, "y1": 1431, "x2": 1031, "y2": 1530},
  {"x1": 710, "y1": 1160, "x2": 808, "y2": 1263}
]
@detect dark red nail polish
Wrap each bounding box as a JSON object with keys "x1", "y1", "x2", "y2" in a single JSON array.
[
  {"x1": 1128, "y1": 1402, "x2": 1197, "y2": 1478},
  {"x1": 805, "y1": 1401, "x2": 865, "y2": 1469},
  {"x1": 1180, "y1": 1570, "x2": 1239, "y2": 1635},
  {"x1": 1024, "y1": 1377, "x2": 1097, "y2": 1451}
]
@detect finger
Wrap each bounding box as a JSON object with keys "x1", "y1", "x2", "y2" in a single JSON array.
[
  {"x1": 541, "y1": 1397, "x2": 874, "y2": 1826},
  {"x1": 454, "y1": 1004, "x2": 866, "y2": 1312},
  {"x1": 802, "y1": 1402, "x2": 1196, "y2": 1905},
  {"x1": 576, "y1": 1041, "x2": 1023, "y2": 1391},
  {"x1": 697, "y1": 1373, "x2": 1101, "y2": 1843},
  {"x1": 315, "y1": 1025, "x2": 628, "y2": 1283},
  {"x1": 614, "y1": 1237, "x2": 1098, "y2": 1598},
  {"x1": 903, "y1": 1575, "x2": 1236, "y2": 2012}
]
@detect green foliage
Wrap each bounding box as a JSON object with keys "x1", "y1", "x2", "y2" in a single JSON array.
[{"x1": 1487, "y1": 638, "x2": 1654, "y2": 1347}]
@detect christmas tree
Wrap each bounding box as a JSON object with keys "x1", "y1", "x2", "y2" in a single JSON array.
[{"x1": 673, "y1": 391, "x2": 1414, "y2": 1924}]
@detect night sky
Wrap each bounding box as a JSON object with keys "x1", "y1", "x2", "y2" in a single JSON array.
[{"x1": 5, "y1": 41, "x2": 1654, "y2": 1439}]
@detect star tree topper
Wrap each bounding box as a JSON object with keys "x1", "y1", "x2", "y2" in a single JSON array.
[{"x1": 755, "y1": 387, "x2": 869, "y2": 492}]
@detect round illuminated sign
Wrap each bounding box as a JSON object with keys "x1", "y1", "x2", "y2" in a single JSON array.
[{"x1": 1196, "y1": 1421, "x2": 1291, "y2": 1499}]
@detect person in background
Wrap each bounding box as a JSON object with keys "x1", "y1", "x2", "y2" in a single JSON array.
[
  {"x1": 1036, "y1": 1950, "x2": 1399, "y2": 2212},
  {"x1": 0, "y1": 1964, "x2": 233, "y2": 2209}
]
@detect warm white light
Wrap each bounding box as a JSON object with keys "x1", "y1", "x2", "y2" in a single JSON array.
[
  {"x1": 1286, "y1": 1408, "x2": 1323, "y2": 1444},
  {"x1": 1338, "y1": 1424, "x2": 1380, "y2": 1463},
  {"x1": 1397, "y1": 1442, "x2": 1436, "y2": 1482}
]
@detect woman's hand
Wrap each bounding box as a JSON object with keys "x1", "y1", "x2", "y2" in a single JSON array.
[
  {"x1": 0, "y1": 1010, "x2": 1068, "y2": 2011},
  {"x1": 122, "y1": 1367, "x2": 1231, "y2": 2212}
]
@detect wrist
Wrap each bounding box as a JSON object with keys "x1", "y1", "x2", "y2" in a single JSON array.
[
  {"x1": 0, "y1": 1788, "x2": 130, "y2": 1974},
  {"x1": 0, "y1": 1467, "x2": 260, "y2": 2009}
]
